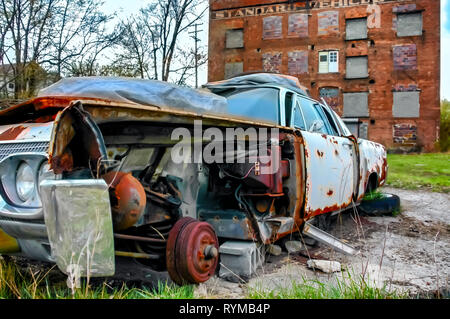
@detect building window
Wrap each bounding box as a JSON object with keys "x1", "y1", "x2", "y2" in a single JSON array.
[
  {"x1": 225, "y1": 62, "x2": 243, "y2": 79},
  {"x1": 393, "y1": 124, "x2": 417, "y2": 145},
  {"x1": 346, "y1": 56, "x2": 368, "y2": 79},
  {"x1": 393, "y1": 44, "x2": 417, "y2": 70},
  {"x1": 262, "y1": 52, "x2": 282, "y2": 73},
  {"x1": 225, "y1": 29, "x2": 244, "y2": 49},
  {"x1": 288, "y1": 13, "x2": 308, "y2": 37},
  {"x1": 288, "y1": 51, "x2": 308, "y2": 75},
  {"x1": 397, "y1": 12, "x2": 422, "y2": 37},
  {"x1": 318, "y1": 51, "x2": 338, "y2": 73},
  {"x1": 318, "y1": 11, "x2": 339, "y2": 36},
  {"x1": 319, "y1": 87, "x2": 340, "y2": 113},
  {"x1": 342, "y1": 119, "x2": 368, "y2": 139},
  {"x1": 343, "y1": 92, "x2": 369, "y2": 118},
  {"x1": 263, "y1": 16, "x2": 282, "y2": 40},
  {"x1": 346, "y1": 18, "x2": 367, "y2": 40},
  {"x1": 393, "y1": 91, "x2": 420, "y2": 118}
]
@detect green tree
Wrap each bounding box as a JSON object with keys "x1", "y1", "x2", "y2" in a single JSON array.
[{"x1": 440, "y1": 99, "x2": 450, "y2": 152}]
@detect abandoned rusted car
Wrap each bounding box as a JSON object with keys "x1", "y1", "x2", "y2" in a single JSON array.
[{"x1": 0, "y1": 74, "x2": 387, "y2": 284}]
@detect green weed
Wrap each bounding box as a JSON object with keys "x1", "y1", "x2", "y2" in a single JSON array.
[
  {"x1": 363, "y1": 190, "x2": 386, "y2": 201},
  {"x1": 0, "y1": 257, "x2": 194, "y2": 299},
  {"x1": 247, "y1": 270, "x2": 408, "y2": 299}
]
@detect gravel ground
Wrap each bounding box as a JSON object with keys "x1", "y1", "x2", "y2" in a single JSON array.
[{"x1": 194, "y1": 187, "x2": 450, "y2": 298}]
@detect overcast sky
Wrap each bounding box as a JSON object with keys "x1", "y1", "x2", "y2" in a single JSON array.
[{"x1": 104, "y1": 0, "x2": 449, "y2": 99}]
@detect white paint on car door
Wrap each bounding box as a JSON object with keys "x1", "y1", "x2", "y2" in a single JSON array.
[{"x1": 301, "y1": 131, "x2": 354, "y2": 219}]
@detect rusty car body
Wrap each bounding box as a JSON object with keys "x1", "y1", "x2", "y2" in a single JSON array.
[{"x1": 0, "y1": 74, "x2": 387, "y2": 284}]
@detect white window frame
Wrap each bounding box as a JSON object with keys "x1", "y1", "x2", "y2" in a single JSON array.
[{"x1": 318, "y1": 50, "x2": 339, "y2": 74}]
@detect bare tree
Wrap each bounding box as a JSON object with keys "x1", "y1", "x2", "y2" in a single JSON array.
[
  {"x1": 43, "y1": 0, "x2": 116, "y2": 79},
  {"x1": 116, "y1": 0, "x2": 207, "y2": 84},
  {"x1": 171, "y1": 46, "x2": 207, "y2": 86},
  {"x1": 115, "y1": 15, "x2": 155, "y2": 79},
  {"x1": 0, "y1": 0, "x2": 55, "y2": 97}
]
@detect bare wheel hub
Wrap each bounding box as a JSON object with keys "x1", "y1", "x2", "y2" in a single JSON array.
[{"x1": 166, "y1": 218, "x2": 219, "y2": 285}]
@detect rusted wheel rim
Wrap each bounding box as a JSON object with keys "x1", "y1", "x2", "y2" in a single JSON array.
[
  {"x1": 176, "y1": 221, "x2": 219, "y2": 284},
  {"x1": 166, "y1": 217, "x2": 196, "y2": 285}
]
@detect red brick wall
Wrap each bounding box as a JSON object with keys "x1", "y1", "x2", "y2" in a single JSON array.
[{"x1": 208, "y1": 0, "x2": 441, "y2": 151}]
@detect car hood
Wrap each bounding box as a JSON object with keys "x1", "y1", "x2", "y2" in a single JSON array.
[{"x1": 0, "y1": 122, "x2": 54, "y2": 143}]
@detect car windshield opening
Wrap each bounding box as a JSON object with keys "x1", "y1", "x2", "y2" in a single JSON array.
[{"x1": 221, "y1": 87, "x2": 280, "y2": 124}]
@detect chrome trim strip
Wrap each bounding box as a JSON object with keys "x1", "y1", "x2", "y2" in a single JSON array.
[{"x1": 0, "y1": 219, "x2": 48, "y2": 239}]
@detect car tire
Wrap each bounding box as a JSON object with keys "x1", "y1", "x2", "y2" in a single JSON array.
[{"x1": 358, "y1": 193, "x2": 400, "y2": 216}]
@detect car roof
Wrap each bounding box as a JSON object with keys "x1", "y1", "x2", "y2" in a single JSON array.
[{"x1": 204, "y1": 72, "x2": 311, "y2": 97}]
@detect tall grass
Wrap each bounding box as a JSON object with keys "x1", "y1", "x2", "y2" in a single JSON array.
[
  {"x1": 0, "y1": 257, "x2": 194, "y2": 299},
  {"x1": 247, "y1": 271, "x2": 408, "y2": 299}
]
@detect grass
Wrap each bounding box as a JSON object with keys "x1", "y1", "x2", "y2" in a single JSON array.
[
  {"x1": 363, "y1": 190, "x2": 386, "y2": 201},
  {"x1": 247, "y1": 271, "x2": 408, "y2": 299},
  {"x1": 0, "y1": 257, "x2": 194, "y2": 299},
  {"x1": 2, "y1": 256, "x2": 409, "y2": 300},
  {"x1": 386, "y1": 153, "x2": 450, "y2": 193}
]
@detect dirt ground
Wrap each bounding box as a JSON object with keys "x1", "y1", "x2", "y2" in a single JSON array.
[{"x1": 194, "y1": 187, "x2": 450, "y2": 298}]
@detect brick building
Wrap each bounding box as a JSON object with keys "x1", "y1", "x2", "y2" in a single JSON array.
[{"x1": 208, "y1": 0, "x2": 441, "y2": 151}]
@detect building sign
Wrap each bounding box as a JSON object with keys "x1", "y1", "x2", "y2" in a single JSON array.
[{"x1": 211, "y1": 0, "x2": 410, "y2": 20}]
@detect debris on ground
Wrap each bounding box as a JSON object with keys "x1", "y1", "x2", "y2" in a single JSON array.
[
  {"x1": 267, "y1": 244, "x2": 282, "y2": 256},
  {"x1": 306, "y1": 260, "x2": 342, "y2": 273},
  {"x1": 285, "y1": 240, "x2": 304, "y2": 254}
]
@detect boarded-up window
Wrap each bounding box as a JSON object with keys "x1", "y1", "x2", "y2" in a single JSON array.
[
  {"x1": 346, "y1": 56, "x2": 368, "y2": 79},
  {"x1": 393, "y1": 124, "x2": 417, "y2": 145},
  {"x1": 318, "y1": 11, "x2": 339, "y2": 36},
  {"x1": 288, "y1": 14, "x2": 308, "y2": 37},
  {"x1": 359, "y1": 122, "x2": 368, "y2": 140},
  {"x1": 226, "y1": 29, "x2": 244, "y2": 49},
  {"x1": 346, "y1": 18, "x2": 367, "y2": 40},
  {"x1": 262, "y1": 52, "x2": 282, "y2": 73},
  {"x1": 263, "y1": 16, "x2": 282, "y2": 40},
  {"x1": 288, "y1": 51, "x2": 308, "y2": 74},
  {"x1": 397, "y1": 12, "x2": 422, "y2": 37},
  {"x1": 225, "y1": 62, "x2": 243, "y2": 79},
  {"x1": 342, "y1": 120, "x2": 368, "y2": 139},
  {"x1": 343, "y1": 92, "x2": 369, "y2": 117},
  {"x1": 393, "y1": 44, "x2": 417, "y2": 70},
  {"x1": 393, "y1": 91, "x2": 420, "y2": 118},
  {"x1": 320, "y1": 87, "x2": 340, "y2": 113}
]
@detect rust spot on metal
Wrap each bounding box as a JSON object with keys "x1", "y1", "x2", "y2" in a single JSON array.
[
  {"x1": 321, "y1": 134, "x2": 327, "y2": 139},
  {"x1": 316, "y1": 150, "x2": 324, "y2": 157},
  {"x1": 102, "y1": 171, "x2": 147, "y2": 231},
  {"x1": 0, "y1": 125, "x2": 26, "y2": 141},
  {"x1": 50, "y1": 149, "x2": 74, "y2": 175},
  {"x1": 273, "y1": 224, "x2": 300, "y2": 242},
  {"x1": 380, "y1": 157, "x2": 388, "y2": 183},
  {"x1": 292, "y1": 133, "x2": 305, "y2": 227},
  {"x1": 327, "y1": 189, "x2": 334, "y2": 196},
  {"x1": 334, "y1": 149, "x2": 339, "y2": 156}
]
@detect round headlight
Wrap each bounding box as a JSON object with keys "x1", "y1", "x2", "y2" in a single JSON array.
[{"x1": 16, "y1": 162, "x2": 35, "y2": 202}]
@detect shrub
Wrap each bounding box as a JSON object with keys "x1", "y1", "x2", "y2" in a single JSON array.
[{"x1": 439, "y1": 99, "x2": 450, "y2": 152}]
